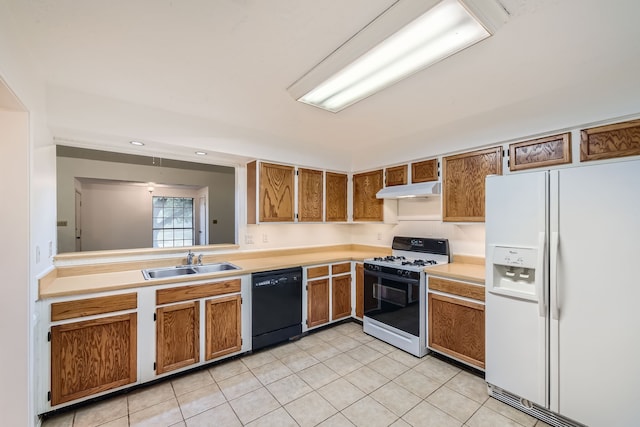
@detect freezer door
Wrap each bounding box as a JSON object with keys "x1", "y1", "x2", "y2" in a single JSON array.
[
  {"x1": 550, "y1": 160, "x2": 640, "y2": 426},
  {"x1": 485, "y1": 171, "x2": 548, "y2": 408}
]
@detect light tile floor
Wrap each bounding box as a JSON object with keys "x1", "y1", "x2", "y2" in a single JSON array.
[{"x1": 42, "y1": 321, "x2": 552, "y2": 427}]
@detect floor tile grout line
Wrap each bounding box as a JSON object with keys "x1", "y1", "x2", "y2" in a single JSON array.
[{"x1": 48, "y1": 324, "x2": 516, "y2": 427}]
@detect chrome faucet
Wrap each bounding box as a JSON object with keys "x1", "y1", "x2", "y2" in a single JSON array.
[
  {"x1": 186, "y1": 250, "x2": 194, "y2": 265},
  {"x1": 197, "y1": 254, "x2": 203, "y2": 265}
]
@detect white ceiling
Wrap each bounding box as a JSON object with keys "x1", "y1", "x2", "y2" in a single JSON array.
[{"x1": 6, "y1": 0, "x2": 640, "y2": 170}]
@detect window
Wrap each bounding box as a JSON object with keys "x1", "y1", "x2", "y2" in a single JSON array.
[{"x1": 152, "y1": 197, "x2": 194, "y2": 248}]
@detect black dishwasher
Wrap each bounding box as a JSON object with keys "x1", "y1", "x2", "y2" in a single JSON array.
[{"x1": 251, "y1": 267, "x2": 303, "y2": 351}]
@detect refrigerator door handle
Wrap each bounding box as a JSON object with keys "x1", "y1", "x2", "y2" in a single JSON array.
[
  {"x1": 536, "y1": 231, "x2": 546, "y2": 317},
  {"x1": 550, "y1": 231, "x2": 560, "y2": 320}
]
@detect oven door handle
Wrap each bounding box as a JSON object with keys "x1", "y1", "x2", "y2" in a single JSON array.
[{"x1": 364, "y1": 270, "x2": 420, "y2": 284}]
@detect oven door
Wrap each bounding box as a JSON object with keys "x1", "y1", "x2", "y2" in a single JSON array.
[{"x1": 363, "y1": 269, "x2": 421, "y2": 336}]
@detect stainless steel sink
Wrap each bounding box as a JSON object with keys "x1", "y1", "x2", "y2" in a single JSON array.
[
  {"x1": 193, "y1": 262, "x2": 240, "y2": 274},
  {"x1": 142, "y1": 265, "x2": 197, "y2": 280},
  {"x1": 142, "y1": 262, "x2": 240, "y2": 280}
]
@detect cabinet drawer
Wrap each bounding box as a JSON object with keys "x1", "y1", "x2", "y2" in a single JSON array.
[
  {"x1": 307, "y1": 265, "x2": 329, "y2": 279},
  {"x1": 51, "y1": 293, "x2": 137, "y2": 321},
  {"x1": 428, "y1": 277, "x2": 484, "y2": 301},
  {"x1": 156, "y1": 279, "x2": 241, "y2": 305},
  {"x1": 331, "y1": 262, "x2": 351, "y2": 275}
]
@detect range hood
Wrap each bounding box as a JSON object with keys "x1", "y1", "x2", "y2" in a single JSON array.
[{"x1": 376, "y1": 182, "x2": 441, "y2": 199}]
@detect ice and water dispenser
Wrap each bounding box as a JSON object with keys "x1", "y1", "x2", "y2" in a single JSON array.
[{"x1": 488, "y1": 246, "x2": 540, "y2": 301}]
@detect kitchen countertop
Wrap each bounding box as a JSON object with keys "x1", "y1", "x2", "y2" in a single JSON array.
[
  {"x1": 426, "y1": 255, "x2": 485, "y2": 283},
  {"x1": 40, "y1": 247, "x2": 486, "y2": 299},
  {"x1": 39, "y1": 246, "x2": 389, "y2": 299}
]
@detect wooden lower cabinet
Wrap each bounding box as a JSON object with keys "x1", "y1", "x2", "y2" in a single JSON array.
[
  {"x1": 307, "y1": 278, "x2": 330, "y2": 328},
  {"x1": 50, "y1": 313, "x2": 137, "y2": 406},
  {"x1": 205, "y1": 294, "x2": 242, "y2": 360},
  {"x1": 156, "y1": 302, "x2": 200, "y2": 375},
  {"x1": 428, "y1": 292, "x2": 485, "y2": 368},
  {"x1": 332, "y1": 275, "x2": 352, "y2": 320}
]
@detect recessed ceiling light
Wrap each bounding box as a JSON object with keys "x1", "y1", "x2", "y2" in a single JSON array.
[
  {"x1": 195, "y1": 151, "x2": 207, "y2": 156},
  {"x1": 130, "y1": 141, "x2": 144, "y2": 146}
]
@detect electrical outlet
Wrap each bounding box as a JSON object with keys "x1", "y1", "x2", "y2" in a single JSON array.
[
  {"x1": 262, "y1": 233, "x2": 268, "y2": 243},
  {"x1": 245, "y1": 234, "x2": 254, "y2": 244},
  {"x1": 377, "y1": 233, "x2": 382, "y2": 240}
]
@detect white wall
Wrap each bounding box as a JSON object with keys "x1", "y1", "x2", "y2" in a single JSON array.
[
  {"x1": 57, "y1": 156, "x2": 235, "y2": 252},
  {"x1": 241, "y1": 223, "x2": 353, "y2": 251},
  {"x1": 0, "y1": 107, "x2": 31, "y2": 426},
  {"x1": 238, "y1": 197, "x2": 485, "y2": 256},
  {"x1": 0, "y1": 2, "x2": 55, "y2": 423},
  {"x1": 78, "y1": 181, "x2": 204, "y2": 251},
  {"x1": 350, "y1": 221, "x2": 485, "y2": 258},
  {"x1": 47, "y1": 85, "x2": 354, "y2": 172}
]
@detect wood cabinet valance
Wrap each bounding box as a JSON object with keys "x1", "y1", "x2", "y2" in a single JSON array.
[
  {"x1": 509, "y1": 133, "x2": 571, "y2": 171},
  {"x1": 580, "y1": 119, "x2": 640, "y2": 161}
]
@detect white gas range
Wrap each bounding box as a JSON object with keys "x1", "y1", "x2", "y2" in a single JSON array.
[{"x1": 363, "y1": 236, "x2": 450, "y2": 357}]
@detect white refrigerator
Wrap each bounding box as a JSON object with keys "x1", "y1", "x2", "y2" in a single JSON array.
[{"x1": 485, "y1": 159, "x2": 640, "y2": 427}]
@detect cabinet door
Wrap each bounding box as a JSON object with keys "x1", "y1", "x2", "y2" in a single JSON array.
[
  {"x1": 298, "y1": 168, "x2": 323, "y2": 222},
  {"x1": 442, "y1": 147, "x2": 502, "y2": 222},
  {"x1": 411, "y1": 159, "x2": 438, "y2": 183},
  {"x1": 353, "y1": 169, "x2": 383, "y2": 221},
  {"x1": 332, "y1": 275, "x2": 352, "y2": 320},
  {"x1": 307, "y1": 278, "x2": 329, "y2": 328},
  {"x1": 50, "y1": 314, "x2": 137, "y2": 405},
  {"x1": 355, "y1": 263, "x2": 364, "y2": 318},
  {"x1": 385, "y1": 165, "x2": 407, "y2": 186},
  {"x1": 260, "y1": 162, "x2": 295, "y2": 222},
  {"x1": 205, "y1": 294, "x2": 242, "y2": 360},
  {"x1": 428, "y1": 293, "x2": 485, "y2": 368},
  {"x1": 156, "y1": 302, "x2": 200, "y2": 374},
  {"x1": 326, "y1": 172, "x2": 348, "y2": 222}
]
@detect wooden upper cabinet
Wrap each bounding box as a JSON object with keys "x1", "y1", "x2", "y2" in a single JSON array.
[
  {"x1": 411, "y1": 159, "x2": 438, "y2": 183},
  {"x1": 247, "y1": 161, "x2": 295, "y2": 223},
  {"x1": 50, "y1": 314, "x2": 137, "y2": 405},
  {"x1": 353, "y1": 169, "x2": 384, "y2": 221},
  {"x1": 385, "y1": 165, "x2": 407, "y2": 186},
  {"x1": 298, "y1": 168, "x2": 323, "y2": 222},
  {"x1": 509, "y1": 133, "x2": 571, "y2": 171},
  {"x1": 580, "y1": 118, "x2": 640, "y2": 162},
  {"x1": 442, "y1": 147, "x2": 502, "y2": 222},
  {"x1": 326, "y1": 172, "x2": 348, "y2": 222}
]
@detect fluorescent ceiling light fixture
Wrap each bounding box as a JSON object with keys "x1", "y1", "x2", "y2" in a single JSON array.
[
  {"x1": 291, "y1": 0, "x2": 506, "y2": 113},
  {"x1": 129, "y1": 141, "x2": 144, "y2": 146}
]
